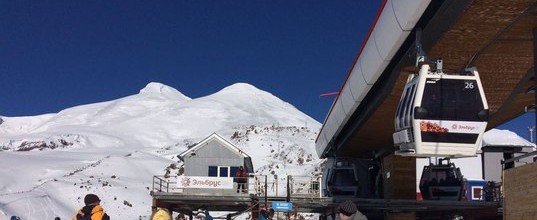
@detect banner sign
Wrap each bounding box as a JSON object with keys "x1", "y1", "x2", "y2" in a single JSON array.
[
  {"x1": 420, "y1": 120, "x2": 486, "y2": 134},
  {"x1": 272, "y1": 201, "x2": 293, "y2": 212},
  {"x1": 177, "y1": 176, "x2": 234, "y2": 189}
]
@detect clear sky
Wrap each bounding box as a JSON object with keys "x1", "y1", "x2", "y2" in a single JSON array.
[
  {"x1": 1, "y1": 1, "x2": 378, "y2": 121},
  {"x1": 1, "y1": 1, "x2": 535, "y2": 140}
]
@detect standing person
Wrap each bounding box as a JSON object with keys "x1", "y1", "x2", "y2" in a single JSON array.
[
  {"x1": 204, "y1": 209, "x2": 213, "y2": 220},
  {"x1": 73, "y1": 194, "x2": 110, "y2": 220},
  {"x1": 259, "y1": 208, "x2": 269, "y2": 220},
  {"x1": 235, "y1": 166, "x2": 248, "y2": 193},
  {"x1": 337, "y1": 200, "x2": 367, "y2": 220},
  {"x1": 268, "y1": 208, "x2": 275, "y2": 220}
]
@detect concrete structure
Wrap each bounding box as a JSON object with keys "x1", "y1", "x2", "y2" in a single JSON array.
[{"x1": 178, "y1": 133, "x2": 254, "y2": 178}]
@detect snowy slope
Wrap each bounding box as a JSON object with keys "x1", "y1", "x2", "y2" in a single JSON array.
[{"x1": 0, "y1": 82, "x2": 321, "y2": 219}]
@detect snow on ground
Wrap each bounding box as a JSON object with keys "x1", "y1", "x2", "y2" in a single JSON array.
[{"x1": 0, "y1": 82, "x2": 321, "y2": 219}]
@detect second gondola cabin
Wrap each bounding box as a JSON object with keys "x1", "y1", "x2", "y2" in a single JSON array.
[{"x1": 393, "y1": 64, "x2": 489, "y2": 157}]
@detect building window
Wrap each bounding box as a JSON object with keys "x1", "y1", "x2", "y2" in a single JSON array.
[
  {"x1": 208, "y1": 166, "x2": 218, "y2": 177},
  {"x1": 230, "y1": 166, "x2": 239, "y2": 177},
  {"x1": 218, "y1": 166, "x2": 230, "y2": 177},
  {"x1": 209, "y1": 166, "x2": 241, "y2": 177},
  {"x1": 472, "y1": 186, "x2": 483, "y2": 200}
]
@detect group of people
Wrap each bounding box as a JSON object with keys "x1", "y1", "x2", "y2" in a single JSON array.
[
  {"x1": 151, "y1": 207, "x2": 212, "y2": 220},
  {"x1": 8, "y1": 196, "x2": 367, "y2": 220},
  {"x1": 152, "y1": 200, "x2": 367, "y2": 220}
]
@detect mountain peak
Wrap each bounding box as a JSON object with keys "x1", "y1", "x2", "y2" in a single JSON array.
[
  {"x1": 218, "y1": 83, "x2": 263, "y2": 94},
  {"x1": 139, "y1": 82, "x2": 191, "y2": 100}
]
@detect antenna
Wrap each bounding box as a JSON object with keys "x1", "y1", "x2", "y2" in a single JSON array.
[{"x1": 319, "y1": 92, "x2": 339, "y2": 97}]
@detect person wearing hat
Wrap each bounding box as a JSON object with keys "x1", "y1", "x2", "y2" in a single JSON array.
[
  {"x1": 337, "y1": 200, "x2": 367, "y2": 220},
  {"x1": 73, "y1": 194, "x2": 110, "y2": 220}
]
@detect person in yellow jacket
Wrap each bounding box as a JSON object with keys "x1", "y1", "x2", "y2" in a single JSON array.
[
  {"x1": 151, "y1": 207, "x2": 172, "y2": 220},
  {"x1": 73, "y1": 194, "x2": 110, "y2": 220}
]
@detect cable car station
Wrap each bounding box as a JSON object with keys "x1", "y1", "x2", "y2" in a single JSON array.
[
  {"x1": 151, "y1": 175, "x2": 501, "y2": 219},
  {"x1": 152, "y1": 0, "x2": 537, "y2": 219}
]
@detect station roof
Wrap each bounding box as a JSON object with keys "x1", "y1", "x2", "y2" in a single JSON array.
[{"x1": 320, "y1": 0, "x2": 537, "y2": 158}]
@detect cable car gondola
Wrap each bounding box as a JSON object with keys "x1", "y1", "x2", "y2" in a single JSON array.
[
  {"x1": 393, "y1": 62, "x2": 489, "y2": 157},
  {"x1": 419, "y1": 159, "x2": 464, "y2": 200},
  {"x1": 321, "y1": 158, "x2": 378, "y2": 198}
]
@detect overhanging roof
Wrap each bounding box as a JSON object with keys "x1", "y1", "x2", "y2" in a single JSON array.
[{"x1": 317, "y1": 0, "x2": 537, "y2": 159}]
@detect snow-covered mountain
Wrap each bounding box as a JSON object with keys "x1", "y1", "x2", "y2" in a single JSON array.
[{"x1": 0, "y1": 82, "x2": 322, "y2": 219}]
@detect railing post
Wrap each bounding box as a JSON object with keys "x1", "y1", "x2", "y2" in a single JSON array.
[
  {"x1": 318, "y1": 175, "x2": 323, "y2": 198},
  {"x1": 265, "y1": 175, "x2": 268, "y2": 207},
  {"x1": 275, "y1": 175, "x2": 278, "y2": 197},
  {"x1": 286, "y1": 175, "x2": 291, "y2": 202},
  {"x1": 166, "y1": 181, "x2": 169, "y2": 192}
]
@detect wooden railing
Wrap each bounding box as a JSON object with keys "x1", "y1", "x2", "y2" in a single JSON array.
[
  {"x1": 288, "y1": 175, "x2": 323, "y2": 198},
  {"x1": 153, "y1": 175, "x2": 176, "y2": 193}
]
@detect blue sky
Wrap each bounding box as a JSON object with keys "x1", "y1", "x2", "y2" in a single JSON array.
[
  {"x1": 1, "y1": 1, "x2": 377, "y2": 120},
  {"x1": 1, "y1": 1, "x2": 535, "y2": 140}
]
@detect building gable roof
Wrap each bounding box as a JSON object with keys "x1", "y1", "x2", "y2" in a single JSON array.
[{"x1": 178, "y1": 133, "x2": 250, "y2": 161}]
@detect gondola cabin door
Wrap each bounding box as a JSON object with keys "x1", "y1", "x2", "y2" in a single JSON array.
[{"x1": 393, "y1": 64, "x2": 489, "y2": 157}]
